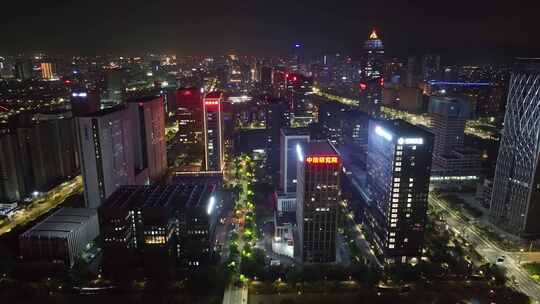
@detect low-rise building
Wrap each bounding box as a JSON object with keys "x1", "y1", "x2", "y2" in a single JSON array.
[{"x1": 19, "y1": 208, "x2": 99, "y2": 267}]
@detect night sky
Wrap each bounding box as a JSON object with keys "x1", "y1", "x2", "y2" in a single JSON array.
[{"x1": 2, "y1": 0, "x2": 539, "y2": 62}]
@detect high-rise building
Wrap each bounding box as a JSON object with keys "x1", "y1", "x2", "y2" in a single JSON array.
[
  {"x1": 280, "y1": 128, "x2": 310, "y2": 193},
  {"x1": 176, "y1": 87, "x2": 203, "y2": 143},
  {"x1": 15, "y1": 59, "x2": 33, "y2": 80},
  {"x1": 286, "y1": 73, "x2": 315, "y2": 126},
  {"x1": 364, "y1": 119, "x2": 433, "y2": 264},
  {"x1": 421, "y1": 54, "x2": 441, "y2": 81},
  {"x1": 203, "y1": 92, "x2": 224, "y2": 172},
  {"x1": 429, "y1": 97, "x2": 481, "y2": 181},
  {"x1": 266, "y1": 100, "x2": 291, "y2": 172},
  {"x1": 128, "y1": 96, "x2": 167, "y2": 183},
  {"x1": 105, "y1": 68, "x2": 125, "y2": 105},
  {"x1": 360, "y1": 29, "x2": 385, "y2": 110},
  {"x1": 490, "y1": 59, "x2": 540, "y2": 237},
  {"x1": 76, "y1": 105, "x2": 135, "y2": 208},
  {"x1": 40, "y1": 62, "x2": 55, "y2": 80},
  {"x1": 0, "y1": 132, "x2": 21, "y2": 203},
  {"x1": 296, "y1": 141, "x2": 341, "y2": 263},
  {"x1": 4, "y1": 112, "x2": 80, "y2": 200},
  {"x1": 260, "y1": 66, "x2": 273, "y2": 89}
]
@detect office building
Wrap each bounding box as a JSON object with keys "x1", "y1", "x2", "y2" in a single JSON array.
[
  {"x1": 296, "y1": 141, "x2": 341, "y2": 263},
  {"x1": 128, "y1": 96, "x2": 167, "y2": 183},
  {"x1": 360, "y1": 29, "x2": 385, "y2": 109},
  {"x1": 265, "y1": 99, "x2": 290, "y2": 171},
  {"x1": 19, "y1": 207, "x2": 99, "y2": 267},
  {"x1": 40, "y1": 62, "x2": 55, "y2": 80},
  {"x1": 490, "y1": 59, "x2": 540, "y2": 237},
  {"x1": 203, "y1": 92, "x2": 224, "y2": 172},
  {"x1": 429, "y1": 97, "x2": 481, "y2": 180},
  {"x1": 99, "y1": 182, "x2": 218, "y2": 277},
  {"x1": 421, "y1": 54, "x2": 441, "y2": 81},
  {"x1": 286, "y1": 73, "x2": 316, "y2": 126},
  {"x1": 15, "y1": 59, "x2": 33, "y2": 80},
  {"x1": 176, "y1": 87, "x2": 203, "y2": 143},
  {"x1": 364, "y1": 119, "x2": 433, "y2": 264},
  {"x1": 76, "y1": 105, "x2": 135, "y2": 208},
  {"x1": 280, "y1": 128, "x2": 310, "y2": 193}
]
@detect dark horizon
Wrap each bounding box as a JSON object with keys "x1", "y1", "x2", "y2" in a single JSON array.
[{"x1": 2, "y1": 0, "x2": 539, "y2": 63}]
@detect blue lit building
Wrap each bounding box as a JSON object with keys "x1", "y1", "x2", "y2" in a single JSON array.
[{"x1": 364, "y1": 119, "x2": 433, "y2": 264}]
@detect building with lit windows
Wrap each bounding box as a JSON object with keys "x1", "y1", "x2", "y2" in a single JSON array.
[
  {"x1": 286, "y1": 73, "x2": 316, "y2": 126},
  {"x1": 203, "y1": 92, "x2": 224, "y2": 172},
  {"x1": 40, "y1": 62, "x2": 55, "y2": 80},
  {"x1": 359, "y1": 29, "x2": 385, "y2": 113},
  {"x1": 296, "y1": 141, "x2": 341, "y2": 263},
  {"x1": 176, "y1": 87, "x2": 203, "y2": 145},
  {"x1": 364, "y1": 119, "x2": 433, "y2": 264},
  {"x1": 490, "y1": 59, "x2": 540, "y2": 237},
  {"x1": 127, "y1": 96, "x2": 167, "y2": 183},
  {"x1": 76, "y1": 105, "x2": 135, "y2": 209},
  {"x1": 99, "y1": 181, "x2": 218, "y2": 278},
  {"x1": 280, "y1": 128, "x2": 310, "y2": 193}
]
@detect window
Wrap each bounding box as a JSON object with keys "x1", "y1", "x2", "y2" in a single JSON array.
[{"x1": 389, "y1": 244, "x2": 395, "y2": 249}]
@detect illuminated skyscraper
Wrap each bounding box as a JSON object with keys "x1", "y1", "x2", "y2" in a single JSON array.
[
  {"x1": 296, "y1": 141, "x2": 341, "y2": 263},
  {"x1": 364, "y1": 119, "x2": 433, "y2": 264},
  {"x1": 490, "y1": 59, "x2": 540, "y2": 237},
  {"x1": 40, "y1": 62, "x2": 55, "y2": 80},
  {"x1": 203, "y1": 92, "x2": 224, "y2": 172},
  {"x1": 359, "y1": 29, "x2": 385, "y2": 112}
]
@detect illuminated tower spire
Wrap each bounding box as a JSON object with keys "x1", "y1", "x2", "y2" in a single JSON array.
[{"x1": 369, "y1": 28, "x2": 379, "y2": 40}]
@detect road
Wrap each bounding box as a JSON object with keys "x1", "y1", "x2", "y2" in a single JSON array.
[
  {"x1": 431, "y1": 195, "x2": 540, "y2": 302},
  {"x1": 222, "y1": 282, "x2": 248, "y2": 304},
  {"x1": 313, "y1": 87, "x2": 497, "y2": 140},
  {"x1": 0, "y1": 175, "x2": 83, "y2": 235},
  {"x1": 341, "y1": 201, "x2": 384, "y2": 269}
]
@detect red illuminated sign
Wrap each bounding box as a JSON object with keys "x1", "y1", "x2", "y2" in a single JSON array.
[
  {"x1": 306, "y1": 156, "x2": 339, "y2": 164},
  {"x1": 183, "y1": 90, "x2": 192, "y2": 96},
  {"x1": 360, "y1": 82, "x2": 367, "y2": 91},
  {"x1": 204, "y1": 100, "x2": 219, "y2": 106},
  {"x1": 380, "y1": 77, "x2": 384, "y2": 87}
]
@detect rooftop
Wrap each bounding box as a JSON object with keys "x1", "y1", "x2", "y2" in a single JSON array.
[
  {"x1": 102, "y1": 182, "x2": 216, "y2": 211},
  {"x1": 304, "y1": 140, "x2": 339, "y2": 156},
  {"x1": 204, "y1": 91, "x2": 223, "y2": 99},
  {"x1": 127, "y1": 95, "x2": 161, "y2": 104},
  {"x1": 281, "y1": 127, "x2": 309, "y2": 136},
  {"x1": 78, "y1": 104, "x2": 126, "y2": 117},
  {"x1": 373, "y1": 119, "x2": 433, "y2": 140},
  {"x1": 21, "y1": 207, "x2": 97, "y2": 239}
]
